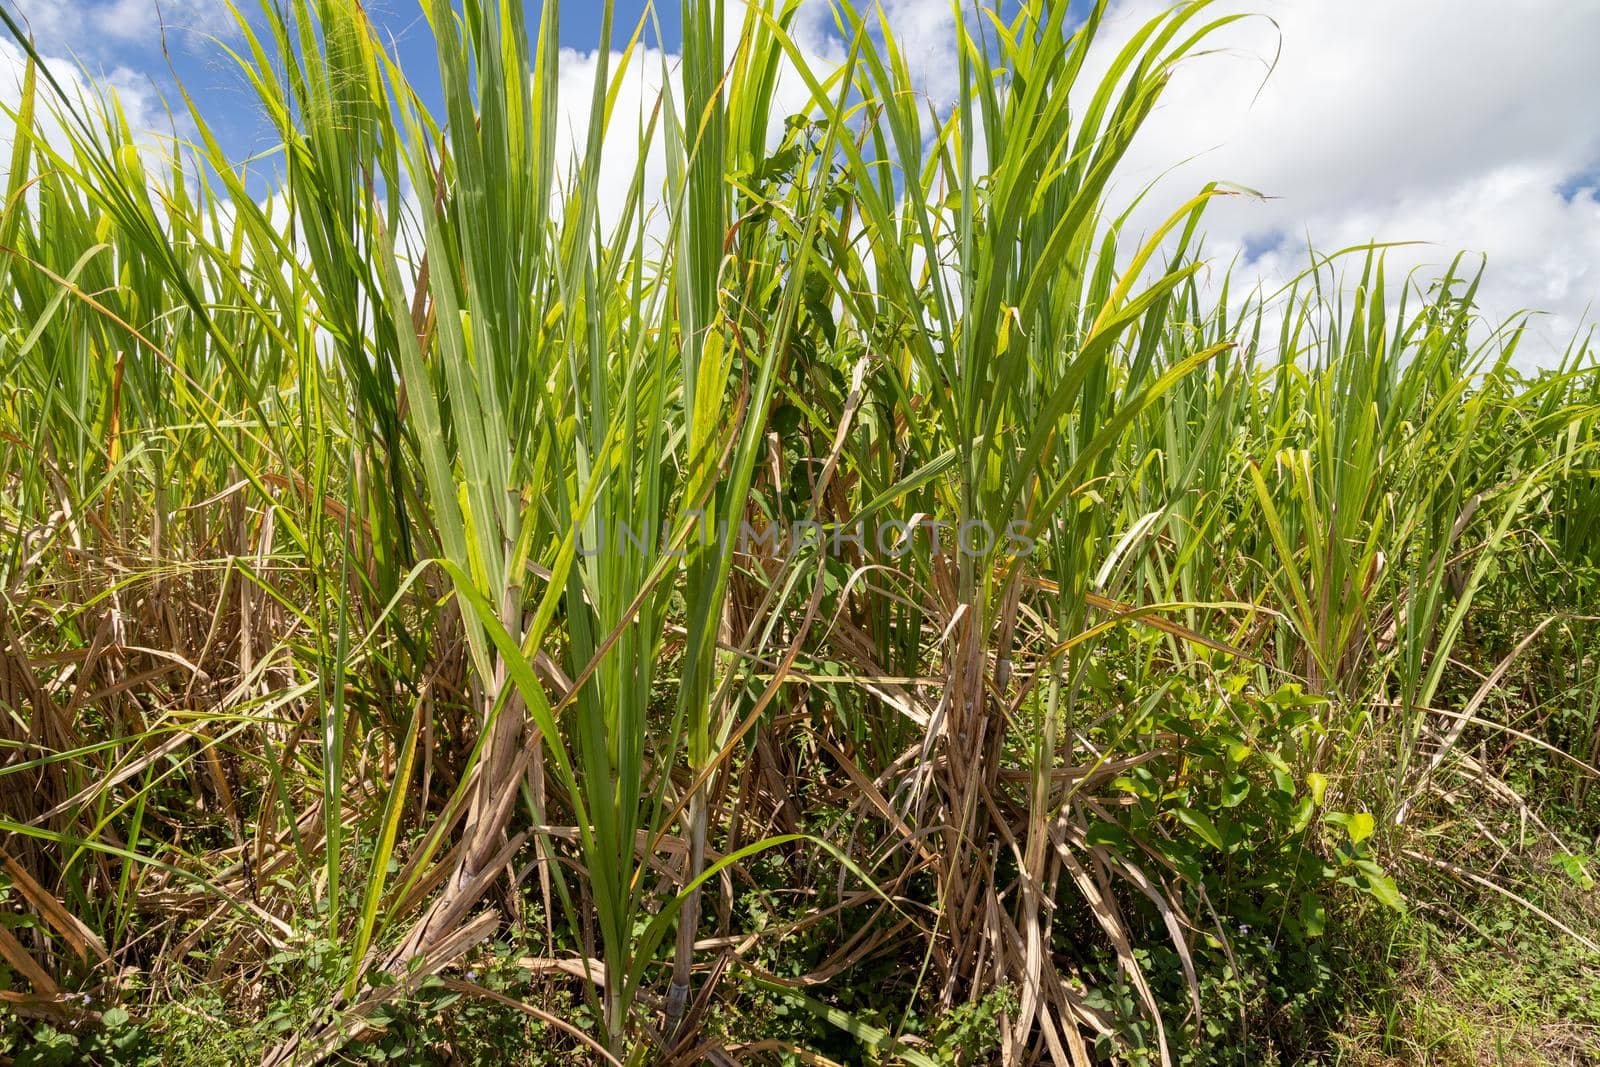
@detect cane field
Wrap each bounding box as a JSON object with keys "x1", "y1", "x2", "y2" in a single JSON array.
[{"x1": 0, "y1": 0, "x2": 1598, "y2": 1063}]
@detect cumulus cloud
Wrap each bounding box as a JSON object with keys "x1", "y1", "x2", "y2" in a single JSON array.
[
  {"x1": 549, "y1": 43, "x2": 676, "y2": 242},
  {"x1": 550, "y1": 3, "x2": 831, "y2": 242},
  {"x1": 6, "y1": 0, "x2": 1595, "y2": 363},
  {"x1": 789, "y1": 0, "x2": 1599, "y2": 362},
  {"x1": 792, "y1": 0, "x2": 963, "y2": 107},
  {"x1": 1094, "y1": 0, "x2": 1600, "y2": 359},
  {"x1": 0, "y1": 36, "x2": 185, "y2": 176},
  {"x1": 8, "y1": 0, "x2": 236, "y2": 49}
]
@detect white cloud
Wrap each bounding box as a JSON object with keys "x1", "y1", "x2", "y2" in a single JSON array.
[
  {"x1": 786, "y1": 0, "x2": 1599, "y2": 363},
  {"x1": 550, "y1": 43, "x2": 676, "y2": 243},
  {"x1": 0, "y1": 37, "x2": 183, "y2": 174},
  {"x1": 1095, "y1": 0, "x2": 1600, "y2": 361},
  {"x1": 792, "y1": 0, "x2": 962, "y2": 113},
  {"x1": 549, "y1": 3, "x2": 831, "y2": 244},
  {"x1": 8, "y1": 0, "x2": 236, "y2": 49},
  {"x1": 8, "y1": 0, "x2": 1594, "y2": 364}
]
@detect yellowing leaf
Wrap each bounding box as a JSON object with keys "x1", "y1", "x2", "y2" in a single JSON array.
[{"x1": 1307, "y1": 772, "x2": 1328, "y2": 806}]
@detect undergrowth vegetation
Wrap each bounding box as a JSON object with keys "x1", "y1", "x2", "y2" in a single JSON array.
[{"x1": 0, "y1": 0, "x2": 1597, "y2": 1063}]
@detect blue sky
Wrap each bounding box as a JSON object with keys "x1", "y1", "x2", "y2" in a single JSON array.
[
  {"x1": 4, "y1": 1, "x2": 684, "y2": 166},
  {"x1": 3, "y1": 0, "x2": 1597, "y2": 362},
  {"x1": 357, "y1": 2, "x2": 685, "y2": 128}
]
